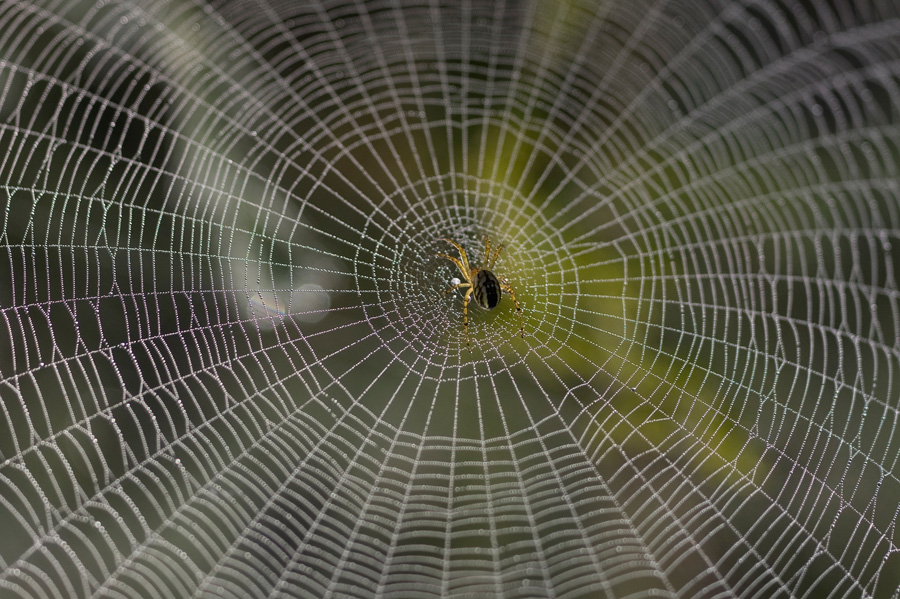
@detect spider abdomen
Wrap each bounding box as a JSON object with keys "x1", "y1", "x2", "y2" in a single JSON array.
[{"x1": 473, "y1": 269, "x2": 502, "y2": 310}]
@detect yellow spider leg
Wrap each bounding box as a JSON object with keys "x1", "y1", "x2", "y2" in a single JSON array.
[
  {"x1": 439, "y1": 281, "x2": 471, "y2": 297},
  {"x1": 462, "y1": 286, "x2": 474, "y2": 349},
  {"x1": 482, "y1": 235, "x2": 491, "y2": 266},
  {"x1": 500, "y1": 281, "x2": 525, "y2": 338},
  {"x1": 435, "y1": 252, "x2": 470, "y2": 280},
  {"x1": 488, "y1": 240, "x2": 503, "y2": 270},
  {"x1": 440, "y1": 238, "x2": 472, "y2": 272}
]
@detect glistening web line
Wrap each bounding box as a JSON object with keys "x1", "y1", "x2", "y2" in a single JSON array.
[{"x1": 0, "y1": 1, "x2": 899, "y2": 598}]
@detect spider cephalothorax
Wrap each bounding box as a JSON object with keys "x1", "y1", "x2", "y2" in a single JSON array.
[{"x1": 436, "y1": 235, "x2": 524, "y2": 348}]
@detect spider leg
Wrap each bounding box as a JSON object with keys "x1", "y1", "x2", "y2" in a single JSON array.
[
  {"x1": 482, "y1": 234, "x2": 503, "y2": 270},
  {"x1": 439, "y1": 281, "x2": 471, "y2": 298},
  {"x1": 500, "y1": 280, "x2": 524, "y2": 338},
  {"x1": 440, "y1": 238, "x2": 472, "y2": 272},
  {"x1": 435, "y1": 252, "x2": 470, "y2": 280},
  {"x1": 489, "y1": 241, "x2": 503, "y2": 270},
  {"x1": 462, "y1": 286, "x2": 474, "y2": 350}
]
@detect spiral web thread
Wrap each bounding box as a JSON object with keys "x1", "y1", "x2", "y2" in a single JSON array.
[{"x1": 1, "y1": 0, "x2": 899, "y2": 597}]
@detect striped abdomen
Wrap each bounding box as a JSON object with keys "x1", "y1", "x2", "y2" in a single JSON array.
[{"x1": 473, "y1": 269, "x2": 502, "y2": 310}]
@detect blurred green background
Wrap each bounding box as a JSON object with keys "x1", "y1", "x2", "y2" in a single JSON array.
[{"x1": 1, "y1": 0, "x2": 899, "y2": 597}]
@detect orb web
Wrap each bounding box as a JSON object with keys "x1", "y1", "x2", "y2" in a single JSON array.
[{"x1": 1, "y1": 1, "x2": 899, "y2": 598}]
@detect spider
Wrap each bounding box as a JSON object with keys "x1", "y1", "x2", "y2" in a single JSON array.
[{"x1": 436, "y1": 235, "x2": 524, "y2": 348}]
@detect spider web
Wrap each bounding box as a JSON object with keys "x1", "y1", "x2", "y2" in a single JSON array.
[{"x1": 1, "y1": 0, "x2": 899, "y2": 597}]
